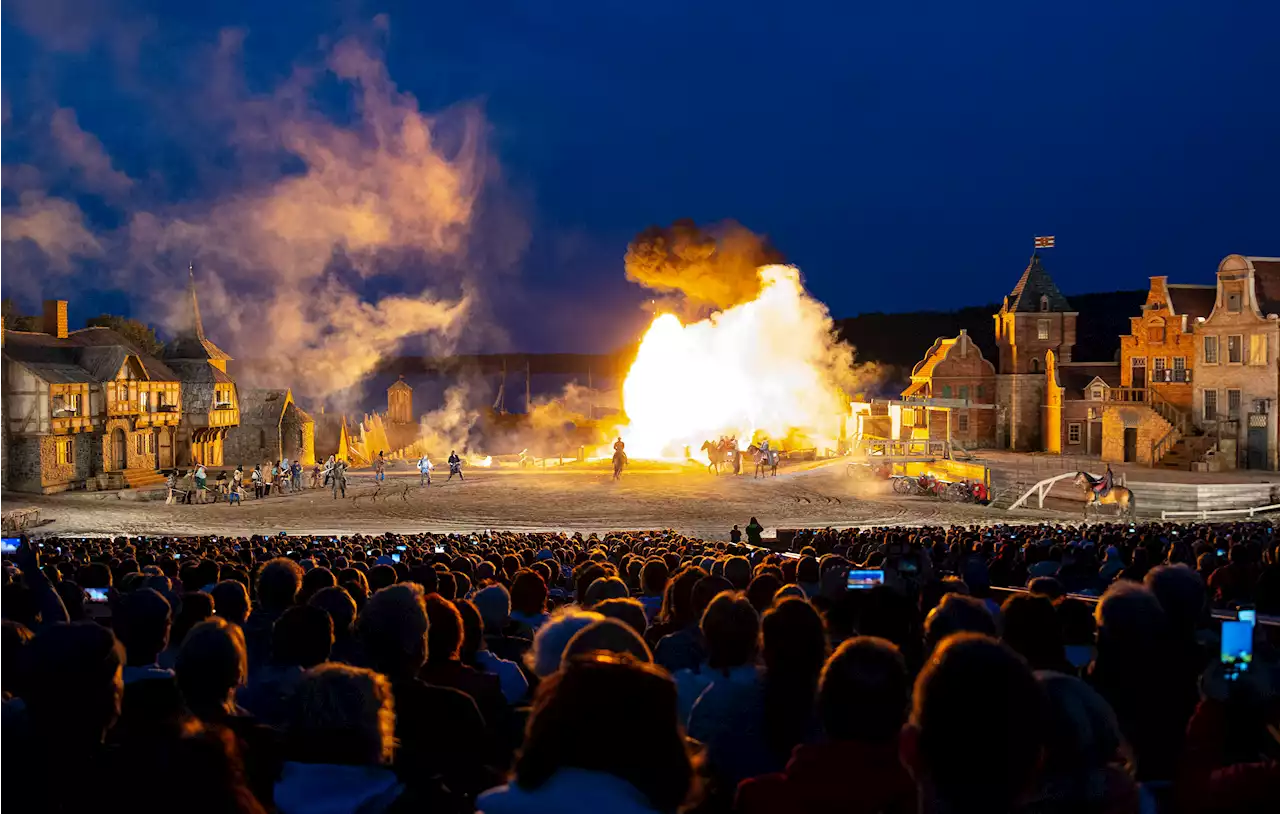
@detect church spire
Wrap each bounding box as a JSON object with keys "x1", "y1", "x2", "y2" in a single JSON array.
[{"x1": 187, "y1": 262, "x2": 207, "y2": 341}]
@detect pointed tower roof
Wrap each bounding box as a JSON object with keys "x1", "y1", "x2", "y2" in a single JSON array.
[
  {"x1": 388, "y1": 376, "x2": 412, "y2": 392},
  {"x1": 163, "y1": 264, "x2": 232, "y2": 361},
  {"x1": 1003, "y1": 254, "x2": 1073, "y2": 313}
]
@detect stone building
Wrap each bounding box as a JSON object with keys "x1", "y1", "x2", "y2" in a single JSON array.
[
  {"x1": 993, "y1": 255, "x2": 1078, "y2": 450},
  {"x1": 1193, "y1": 254, "x2": 1280, "y2": 469},
  {"x1": 900, "y1": 329, "x2": 997, "y2": 447},
  {"x1": 224, "y1": 388, "x2": 316, "y2": 467},
  {"x1": 1044, "y1": 350, "x2": 1119, "y2": 456},
  {"x1": 387, "y1": 377, "x2": 413, "y2": 424},
  {"x1": 2, "y1": 301, "x2": 182, "y2": 493},
  {"x1": 163, "y1": 272, "x2": 240, "y2": 467}
]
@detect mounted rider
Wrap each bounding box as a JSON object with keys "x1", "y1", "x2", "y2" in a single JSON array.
[
  {"x1": 612, "y1": 437, "x2": 628, "y2": 465},
  {"x1": 1094, "y1": 465, "x2": 1115, "y2": 498}
]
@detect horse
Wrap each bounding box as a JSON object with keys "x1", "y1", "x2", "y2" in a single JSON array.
[
  {"x1": 748, "y1": 444, "x2": 779, "y2": 478},
  {"x1": 1073, "y1": 471, "x2": 1137, "y2": 520},
  {"x1": 700, "y1": 440, "x2": 727, "y2": 475},
  {"x1": 612, "y1": 449, "x2": 627, "y2": 480}
]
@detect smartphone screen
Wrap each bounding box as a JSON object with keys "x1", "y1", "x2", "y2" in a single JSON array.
[
  {"x1": 391, "y1": 553, "x2": 401, "y2": 564},
  {"x1": 397, "y1": 545, "x2": 407, "y2": 551},
  {"x1": 847, "y1": 569, "x2": 885, "y2": 590},
  {"x1": 434, "y1": 544, "x2": 445, "y2": 554},
  {"x1": 85, "y1": 587, "x2": 109, "y2": 604},
  {"x1": 1237, "y1": 609, "x2": 1256, "y2": 628},
  {"x1": 1, "y1": 538, "x2": 20, "y2": 554},
  {"x1": 1220, "y1": 620, "x2": 1253, "y2": 680}
]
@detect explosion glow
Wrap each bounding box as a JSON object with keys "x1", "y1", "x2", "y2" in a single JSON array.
[{"x1": 620, "y1": 265, "x2": 850, "y2": 460}]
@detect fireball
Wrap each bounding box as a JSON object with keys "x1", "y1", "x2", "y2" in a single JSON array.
[{"x1": 620, "y1": 265, "x2": 849, "y2": 460}]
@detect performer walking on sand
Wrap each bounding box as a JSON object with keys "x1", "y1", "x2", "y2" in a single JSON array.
[
  {"x1": 417, "y1": 453, "x2": 434, "y2": 486},
  {"x1": 447, "y1": 450, "x2": 464, "y2": 481},
  {"x1": 331, "y1": 458, "x2": 348, "y2": 499}
]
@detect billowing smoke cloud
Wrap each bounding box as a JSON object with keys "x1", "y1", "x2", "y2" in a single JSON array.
[
  {"x1": 624, "y1": 218, "x2": 785, "y2": 313},
  {"x1": 2, "y1": 12, "x2": 525, "y2": 407}
]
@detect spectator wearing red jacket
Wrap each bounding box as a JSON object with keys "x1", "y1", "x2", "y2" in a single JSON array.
[{"x1": 735, "y1": 636, "x2": 915, "y2": 814}]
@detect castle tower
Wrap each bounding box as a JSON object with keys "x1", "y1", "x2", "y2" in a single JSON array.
[
  {"x1": 993, "y1": 255, "x2": 1078, "y2": 450},
  {"x1": 387, "y1": 377, "x2": 413, "y2": 425}
]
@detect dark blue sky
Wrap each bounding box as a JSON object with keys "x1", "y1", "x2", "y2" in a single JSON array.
[{"x1": 4, "y1": 0, "x2": 1279, "y2": 353}]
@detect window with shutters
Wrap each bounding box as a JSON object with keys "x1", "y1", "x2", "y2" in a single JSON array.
[
  {"x1": 1068, "y1": 423, "x2": 1081, "y2": 444},
  {"x1": 1204, "y1": 335, "x2": 1218, "y2": 364},
  {"x1": 1147, "y1": 320, "x2": 1166, "y2": 343},
  {"x1": 56, "y1": 438, "x2": 74, "y2": 465},
  {"x1": 1203, "y1": 389, "x2": 1218, "y2": 421},
  {"x1": 1249, "y1": 334, "x2": 1268, "y2": 366}
]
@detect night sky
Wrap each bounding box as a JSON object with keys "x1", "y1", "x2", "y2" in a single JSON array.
[{"x1": 3, "y1": 1, "x2": 1278, "y2": 355}]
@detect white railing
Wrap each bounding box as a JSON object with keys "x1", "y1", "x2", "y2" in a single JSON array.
[
  {"x1": 1006, "y1": 471, "x2": 1102, "y2": 511},
  {"x1": 1160, "y1": 504, "x2": 1280, "y2": 520}
]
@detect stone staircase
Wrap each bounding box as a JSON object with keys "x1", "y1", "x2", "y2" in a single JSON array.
[
  {"x1": 90, "y1": 468, "x2": 168, "y2": 491},
  {"x1": 1155, "y1": 433, "x2": 1215, "y2": 471}
]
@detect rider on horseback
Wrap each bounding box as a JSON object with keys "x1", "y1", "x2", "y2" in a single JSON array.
[{"x1": 1094, "y1": 465, "x2": 1114, "y2": 498}]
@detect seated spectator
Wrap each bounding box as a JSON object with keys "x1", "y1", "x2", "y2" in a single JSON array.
[
  {"x1": 212, "y1": 580, "x2": 251, "y2": 628},
  {"x1": 160, "y1": 590, "x2": 215, "y2": 669},
  {"x1": 1022, "y1": 671, "x2": 1140, "y2": 814},
  {"x1": 309, "y1": 585, "x2": 363, "y2": 665},
  {"x1": 1088, "y1": 581, "x2": 1193, "y2": 783},
  {"x1": 509, "y1": 569, "x2": 551, "y2": 633},
  {"x1": 525, "y1": 607, "x2": 605, "y2": 679},
  {"x1": 1057, "y1": 596, "x2": 1097, "y2": 671},
  {"x1": 475, "y1": 583, "x2": 533, "y2": 664},
  {"x1": 646, "y1": 566, "x2": 706, "y2": 648},
  {"x1": 421, "y1": 594, "x2": 513, "y2": 756},
  {"x1": 275, "y1": 664, "x2": 405, "y2": 814},
  {"x1": 655, "y1": 573, "x2": 725, "y2": 674},
  {"x1": 638, "y1": 559, "x2": 669, "y2": 622},
  {"x1": 1001, "y1": 593, "x2": 1072, "y2": 673},
  {"x1": 593, "y1": 597, "x2": 648, "y2": 637},
  {"x1": 114, "y1": 588, "x2": 185, "y2": 741},
  {"x1": 6, "y1": 623, "x2": 126, "y2": 811},
  {"x1": 1145, "y1": 564, "x2": 1211, "y2": 680},
  {"x1": 460, "y1": 597, "x2": 530, "y2": 704},
  {"x1": 923, "y1": 593, "x2": 997, "y2": 656},
  {"x1": 900, "y1": 634, "x2": 1048, "y2": 814},
  {"x1": 238, "y1": 605, "x2": 333, "y2": 726},
  {"x1": 735, "y1": 636, "x2": 915, "y2": 814},
  {"x1": 583, "y1": 576, "x2": 630, "y2": 607},
  {"x1": 358, "y1": 583, "x2": 491, "y2": 796},
  {"x1": 176, "y1": 618, "x2": 250, "y2": 725},
  {"x1": 145, "y1": 719, "x2": 268, "y2": 814},
  {"x1": 562, "y1": 618, "x2": 653, "y2": 664},
  {"x1": 245, "y1": 558, "x2": 303, "y2": 673},
  {"x1": 477, "y1": 654, "x2": 696, "y2": 814}
]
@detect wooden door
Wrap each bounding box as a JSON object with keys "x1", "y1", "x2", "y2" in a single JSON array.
[
  {"x1": 111, "y1": 428, "x2": 127, "y2": 470},
  {"x1": 1123, "y1": 427, "x2": 1138, "y2": 463}
]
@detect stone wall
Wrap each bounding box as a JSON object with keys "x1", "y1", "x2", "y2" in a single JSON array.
[
  {"x1": 6, "y1": 433, "x2": 97, "y2": 494},
  {"x1": 996, "y1": 311, "x2": 1078, "y2": 373},
  {"x1": 1101, "y1": 405, "x2": 1173, "y2": 465},
  {"x1": 997, "y1": 374, "x2": 1045, "y2": 450},
  {"x1": 224, "y1": 423, "x2": 277, "y2": 467}
]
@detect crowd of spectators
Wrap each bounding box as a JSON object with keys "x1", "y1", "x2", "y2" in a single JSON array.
[{"x1": 2, "y1": 519, "x2": 1278, "y2": 813}]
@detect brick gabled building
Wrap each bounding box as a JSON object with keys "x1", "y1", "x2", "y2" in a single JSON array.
[{"x1": 900, "y1": 329, "x2": 997, "y2": 447}]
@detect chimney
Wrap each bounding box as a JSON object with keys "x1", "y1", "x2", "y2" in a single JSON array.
[{"x1": 42, "y1": 300, "x2": 68, "y2": 339}]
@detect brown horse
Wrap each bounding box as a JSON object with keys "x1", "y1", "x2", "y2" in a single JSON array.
[
  {"x1": 612, "y1": 449, "x2": 627, "y2": 480},
  {"x1": 748, "y1": 444, "x2": 779, "y2": 478},
  {"x1": 1073, "y1": 472, "x2": 1137, "y2": 520},
  {"x1": 700, "y1": 440, "x2": 727, "y2": 475}
]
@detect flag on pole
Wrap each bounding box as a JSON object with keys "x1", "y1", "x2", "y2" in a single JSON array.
[{"x1": 1034, "y1": 236, "x2": 1056, "y2": 249}]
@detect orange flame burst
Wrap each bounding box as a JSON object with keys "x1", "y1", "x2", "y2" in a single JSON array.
[{"x1": 619, "y1": 265, "x2": 848, "y2": 460}]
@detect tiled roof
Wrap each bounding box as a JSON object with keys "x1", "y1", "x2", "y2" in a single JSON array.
[
  {"x1": 1057, "y1": 363, "x2": 1121, "y2": 399},
  {"x1": 1250, "y1": 257, "x2": 1280, "y2": 315},
  {"x1": 3, "y1": 326, "x2": 181, "y2": 384},
  {"x1": 1005, "y1": 255, "x2": 1073, "y2": 312},
  {"x1": 1166, "y1": 285, "x2": 1216, "y2": 321}
]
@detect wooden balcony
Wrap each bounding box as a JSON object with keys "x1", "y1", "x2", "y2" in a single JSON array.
[
  {"x1": 209, "y1": 406, "x2": 240, "y2": 427},
  {"x1": 136, "y1": 409, "x2": 182, "y2": 428},
  {"x1": 51, "y1": 414, "x2": 95, "y2": 434}
]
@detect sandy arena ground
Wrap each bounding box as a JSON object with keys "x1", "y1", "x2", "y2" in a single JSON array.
[{"x1": 3, "y1": 460, "x2": 1069, "y2": 540}]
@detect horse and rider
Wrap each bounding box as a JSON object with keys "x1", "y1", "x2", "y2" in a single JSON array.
[
  {"x1": 747, "y1": 439, "x2": 780, "y2": 478},
  {"x1": 612, "y1": 437, "x2": 627, "y2": 480},
  {"x1": 1075, "y1": 465, "x2": 1136, "y2": 518}
]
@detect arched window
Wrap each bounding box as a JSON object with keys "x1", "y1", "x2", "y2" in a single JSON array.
[
  {"x1": 1030, "y1": 357, "x2": 1042, "y2": 373},
  {"x1": 1040, "y1": 295, "x2": 1050, "y2": 312}
]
